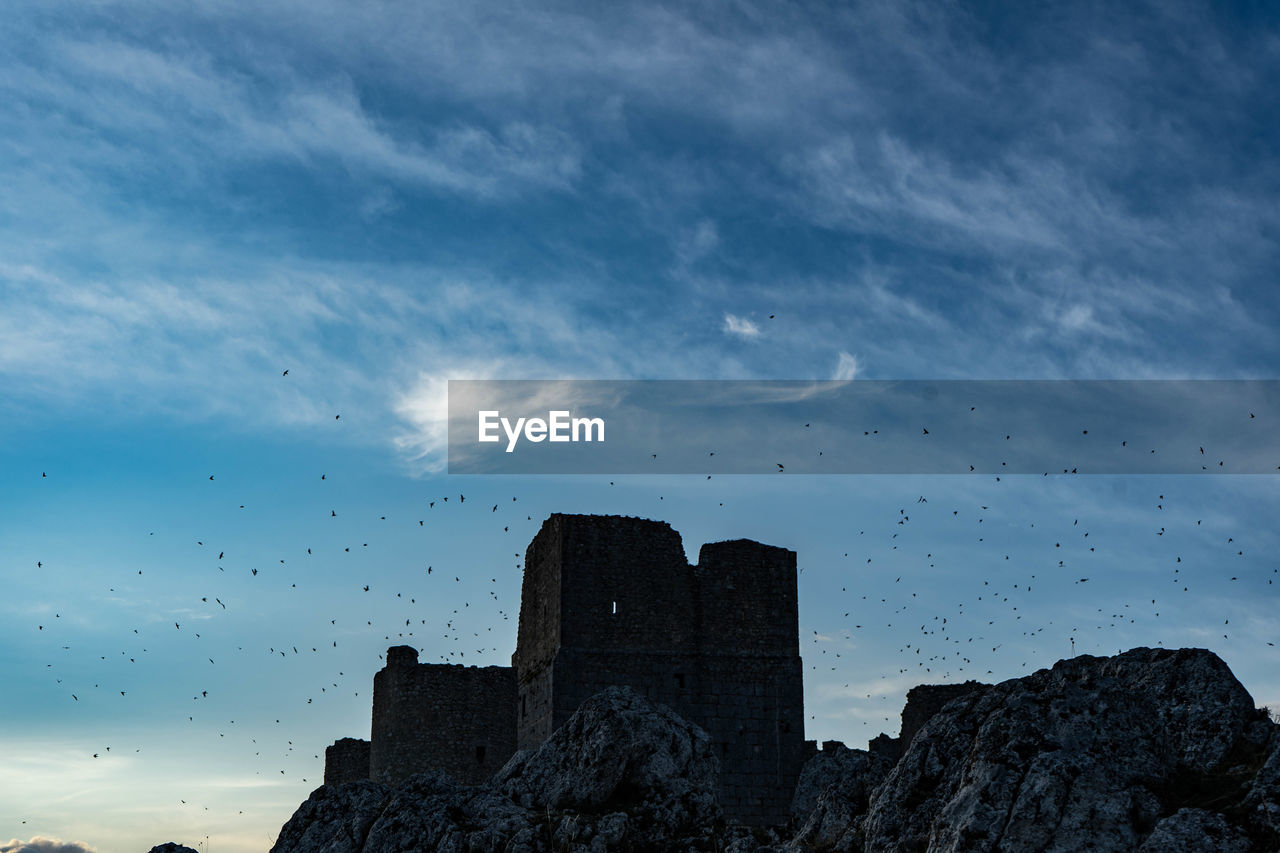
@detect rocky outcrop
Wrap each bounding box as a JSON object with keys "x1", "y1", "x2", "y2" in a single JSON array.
[
  {"x1": 1136, "y1": 808, "x2": 1252, "y2": 853},
  {"x1": 852, "y1": 647, "x2": 1276, "y2": 852},
  {"x1": 361, "y1": 773, "x2": 540, "y2": 853},
  {"x1": 147, "y1": 845, "x2": 199, "y2": 853},
  {"x1": 271, "y1": 648, "x2": 1280, "y2": 853},
  {"x1": 789, "y1": 743, "x2": 891, "y2": 850},
  {"x1": 1240, "y1": 730, "x2": 1280, "y2": 850},
  {"x1": 271, "y1": 687, "x2": 724, "y2": 853},
  {"x1": 270, "y1": 780, "x2": 391, "y2": 853},
  {"x1": 494, "y1": 685, "x2": 720, "y2": 828}
]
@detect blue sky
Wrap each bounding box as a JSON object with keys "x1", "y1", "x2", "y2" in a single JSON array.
[{"x1": 1, "y1": 2, "x2": 1278, "y2": 851}]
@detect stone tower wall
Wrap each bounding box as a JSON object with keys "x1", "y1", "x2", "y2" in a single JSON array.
[
  {"x1": 512, "y1": 514, "x2": 808, "y2": 826},
  {"x1": 695, "y1": 539, "x2": 799, "y2": 656},
  {"x1": 514, "y1": 514, "x2": 699, "y2": 750},
  {"x1": 369, "y1": 646, "x2": 517, "y2": 785}
]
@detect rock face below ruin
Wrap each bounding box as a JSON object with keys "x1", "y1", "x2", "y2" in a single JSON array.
[
  {"x1": 789, "y1": 742, "x2": 892, "y2": 850},
  {"x1": 270, "y1": 686, "x2": 725, "y2": 853},
  {"x1": 801, "y1": 647, "x2": 1278, "y2": 853},
  {"x1": 270, "y1": 647, "x2": 1280, "y2": 853},
  {"x1": 493, "y1": 684, "x2": 721, "y2": 830}
]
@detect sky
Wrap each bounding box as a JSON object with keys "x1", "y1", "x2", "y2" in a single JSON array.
[{"x1": 0, "y1": 1, "x2": 1278, "y2": 851}]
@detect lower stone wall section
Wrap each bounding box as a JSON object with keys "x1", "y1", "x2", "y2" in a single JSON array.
[
  {"x1": 323, "y1": 737, "x2": 370, "y2": 785},
  {"x1": 370, "y1": 649, "x2": 517, "y2": 786},
  {"x1": 900, "y1": 681, "x2": 989, "y2": 747}
]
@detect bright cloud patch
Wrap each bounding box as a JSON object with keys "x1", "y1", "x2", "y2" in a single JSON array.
[
  {"x1": 1, "y1": 838, "x2": 97, "y2": 853},
  {"x1": 723, "y1": 314, "x2": 761, "y2": 338},
  {"x1": 833, "y1": 351, "x2": 860, "y2": 380}
]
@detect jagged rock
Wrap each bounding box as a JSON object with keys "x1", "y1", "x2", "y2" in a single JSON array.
[
  {"x1": 789, "y1": 744, "x2": 891, "y2": 850},
  {"x1": 1240, "y1": 728, "x2": 1280, "y2": 849},
  {"x1": 495, "y1": 685, "x2": 721, "y2": 831},
  {"x1": 1136, "y1": 808, "x2": 1252, "y2": 852},
  {"x1": 791, "y1": 743, "x2": 889, "y2": 821},
  {"x1": 272, "y1": 773, "x2": 543, "y2": 853},
  {"x1": 273, "y1": 650, "x2": 1278, "y2": 852},
  {"x1": 271, "y1": 780, "x2": 391, "y2": 853},
  {"x1": 148, "y1": 845, "x2": 199, "y2": 853},
  {"x1": 595, "y1": 812, "x2": 627, "y2": 845},
  {"x1": 361, "y1": 773, "x2": 537, "y2": 852},
  {"x1": 274, "y1": 687, "x2": 724, "y2": 853},
  {"x1": 858, "y1": 647, "x2": 1272, "y2": 852}
]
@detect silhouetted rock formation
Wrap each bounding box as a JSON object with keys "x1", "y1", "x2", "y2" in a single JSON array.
[
  {"x1": 272, "y1": 687, "x2": 728, "y2": 853},
  {"x1": 790, "y1": 742, "x2": 891, "y2": 850},
  {"x1": 494, "y1": 686, "x2": 721, "y2": 831},
  {"x1": 147, "y1": 845, "x2": 198, "y2": 853},
  {"x1": 273, "y1": 647, "x2": 1280, "y2": 853},
  {"x1": 802, "y1": 647, "x2": 1277, "y2": 852}
]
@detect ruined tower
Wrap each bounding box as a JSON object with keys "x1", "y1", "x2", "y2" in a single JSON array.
[
  {"x1": 325, "y1": 513, "x2": 809, "y2": 826},
  {"x1": 512, "y1": 514, "x2": 808, "y2": 826}
]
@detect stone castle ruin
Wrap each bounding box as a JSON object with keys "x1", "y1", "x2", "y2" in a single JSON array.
[{"x1": 324, "y1": 513, "x2": 812, "y2": 826}]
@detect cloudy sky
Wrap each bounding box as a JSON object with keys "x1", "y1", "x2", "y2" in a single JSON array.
[{"x1": 1, "y1": 2, "x2": 1277, "y2": 851}]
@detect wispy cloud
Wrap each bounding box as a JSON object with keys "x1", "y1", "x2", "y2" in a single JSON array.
[
  {"x1": 33, "y1": 37, "x2": 583, "y2": 200},
  {"x1": 723, "y1": 314, "x2": 761, "y2": 339},
  {"x1": 833, "y1": 352, "x2": 859, "y2": 381},
  {"x1": 1, "y1": 0, "x2": 1274, "y2": 399}
]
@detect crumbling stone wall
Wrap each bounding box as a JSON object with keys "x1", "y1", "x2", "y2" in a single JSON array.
[
  {"x1": 512, "y1": 514, "x2": 808, "y2": 826},
  {"x1": 863, "y1": 682, "x2": 991, "y2": 761},
  {"x1": 899, "y1": 681, "x2": 989, "y2": 746},
  {"x1": 323, "y1": 737, "x2": 370, "y2": 785},
  {"x1": 369, "y1": 647, "x2": 516, "y2": 785}
]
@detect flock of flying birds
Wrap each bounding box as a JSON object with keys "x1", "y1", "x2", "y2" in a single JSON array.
[{"x1": 14, "y1": 380, "x2": 1278, "y2": 836}]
